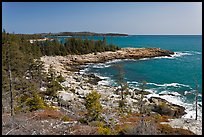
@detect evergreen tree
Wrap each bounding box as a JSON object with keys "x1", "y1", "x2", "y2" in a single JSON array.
[
  {"x1": 113, "y1": 64, "x2": 129, "y2": 113},
  {"x1": 85, "y1": 91, "x2": 103, "y2": 122},
  {"x1": 45, "y1": 65, "x2": 63, "y2": 99},
  {"x1": 2, "y1": 32, "x2": 47, "y2": 114}
]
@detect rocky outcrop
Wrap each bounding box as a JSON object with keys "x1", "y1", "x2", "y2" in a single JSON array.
[
  {"x1": 71, "y1": 48, "x2": 174, "y2": 65},
  {"x1": 148, "y1": 97, "x2": 186, "y2": 118},
  {"x1": 41, "y1": 48, "x2": 174, "y2": 73},
  {"x1": 86, "y1": 74, "x2": 102, "y2": 85}
]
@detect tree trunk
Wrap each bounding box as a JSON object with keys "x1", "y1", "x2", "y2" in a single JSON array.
[{"x1": 6, "y1": 44, "x2": 14, "y2": 127}]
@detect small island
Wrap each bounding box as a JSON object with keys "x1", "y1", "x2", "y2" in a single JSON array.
[{"x1": 41, "y1": 31, "x2": 129, "y2": 37}]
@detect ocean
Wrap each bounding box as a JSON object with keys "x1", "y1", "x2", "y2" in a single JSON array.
[{"x1": 56, "y1": 35, "x2": 202, "y2": 120}]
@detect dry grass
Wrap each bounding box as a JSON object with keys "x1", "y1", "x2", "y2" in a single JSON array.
[
  {"x1": 115, "y1": 113, "x2": 193, "y2": 135},
  {"x1": 157, "y1": 124, "x2": 195, "y2": 135},
  {"x1": 35, "y1": 108, "x2": 63, "y2": 120}
]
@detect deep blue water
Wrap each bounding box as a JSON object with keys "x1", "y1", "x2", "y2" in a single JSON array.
[{"x1": 54, "y1": 35, "x2": 202, "y2": 119}]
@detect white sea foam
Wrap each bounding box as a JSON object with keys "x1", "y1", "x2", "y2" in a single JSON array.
[
  {"x1": 105, "y1": 59, "x2": 135, "y2": 64},
  {"x1": 184, "y1": 91, "x2": 193, "y2": 95},
  {"x1": 79, "y1": 67, "x2": 90, "y2": 74},
  {"x1": 92, "y1": 63, "x2": 111, "y2": 68},
  {"x1": 184, "y1": 51, "x2": 202, "y2": 55},
  {"x1": 159, "y1": 90, "x2": 182, "y2": 96},
  {"x1": 172, "y1": 52, "x2": 192, "y2": 57},
  {"x1": 98, "y1": 80, "x2": 110, "y2": 86},
  {"x1": 147, "y1": 82, "x2": 191, "y2": 88},
  {"x1": 182, "y1": 102, "x2": 202, "y2": 120},
  {"x1": 137, "y1": 51, "x2": 193, "y2": 61},
  {"x1": 152, "y1": 52, "x2": 192, "y2": 60},
  {"x1": 105, "y1": 59, "x2": 123, "y2": 64},
  {"x1": 127, "y1": 81, "x2": 139, "y2": 84},
  {"x1": 94, "y1": 73, "x2": 109, "y2": 80},
  {"x1": 139, "y1": 58, "x2": 150, "y2": 60}
]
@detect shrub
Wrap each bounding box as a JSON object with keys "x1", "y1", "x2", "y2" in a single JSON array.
[
  {"x1": 84, "y1": 90, "x2": 103, "y2": 122},
  {"x1": 25, "y1": 93, "x2": 46, "y2": 111},
  {"x1": 46, "y1": 80, "x2": 63, "y2": 98},
  {"x1": 89, "y1": 121, "x2": 104, "y2": 127},
  {"x1": 98, "y1": 127, "x2": 112, "y2": 135}
]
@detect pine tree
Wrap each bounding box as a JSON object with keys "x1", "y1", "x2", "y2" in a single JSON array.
[
  {"x1": 113, "y1": 64, "x2": 128, "y2": 113},
  {"x1": 84, "y1": 91, "x2": 103, "y2": 122},
  {"x1": 45, "y1": 65, "x2": 63, "y2": 99}
]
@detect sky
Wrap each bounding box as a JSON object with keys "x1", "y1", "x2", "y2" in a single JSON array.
[{"x1": 2, "y1": 2, "x2": 202, "y2": 35}]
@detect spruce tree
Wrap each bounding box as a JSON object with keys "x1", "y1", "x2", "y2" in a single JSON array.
[{"x1": 85, "y1": 91, "x2": 103, "y2": 122}]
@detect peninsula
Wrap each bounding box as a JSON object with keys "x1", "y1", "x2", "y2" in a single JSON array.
[{"x1": 41, "y1": 47, "x2": 174, "y2": 72}]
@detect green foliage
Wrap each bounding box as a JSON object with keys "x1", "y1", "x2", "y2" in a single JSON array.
[
  {"x1": 84, "y1": 90, "x2": 103, "y2": 122},
  {"x1": 45, "y1": 65, "x2": 63, "y2": 98},
  {"x1": 37, "y1": 37, "x2": 120, "y2": 56},
  {"x1": 25, "y1": 93, "x2": 46, "y2": 111},
  {"x1": 2, "y1": 31, "x2": 56, "y2": 114},
  {"x1": 46, "y1": 80, "x2": 62, "y2": 98},
  {"x1": 95, "y1": 120, "x2": 115, "y2": 135},
  {"x1": 61, "y1": 115, "x2": 70, "y2": 121},
  {"x1": 98, "y1": 126, "x2": 112, "y2": 135},
  {"x1": 89, "y1": 121, "x2": 104, "y2": 127}
]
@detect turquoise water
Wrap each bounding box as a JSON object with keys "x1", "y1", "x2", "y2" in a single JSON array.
[{"x1": 56, "y1": 35, "x2": 202, "y2": 119}]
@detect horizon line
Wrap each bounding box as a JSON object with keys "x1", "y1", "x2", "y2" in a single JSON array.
[{"x1": 2, "y1": 30, "x2": 202, "y2": 36}]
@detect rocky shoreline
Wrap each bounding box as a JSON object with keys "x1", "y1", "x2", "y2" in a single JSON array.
[
  {"x1": 40, "y1": 48, "x2": 201, "y2": 135},
  {"x1": 41, "y1": 48, "x2": 174, "y2": 73}
]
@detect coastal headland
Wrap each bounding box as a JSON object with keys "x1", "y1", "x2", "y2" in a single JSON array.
[
  {"x1": 41, "y1": 47, "x2": 174, "y2": 72},
  {"x1": 39, "y1": 47, "x2": 201, "y2": 135}
]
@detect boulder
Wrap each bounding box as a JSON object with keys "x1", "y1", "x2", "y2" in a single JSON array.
[
  {"x1": 86, "y1": 74, "x2": 102, "y2": 85},
  {"x1": 148, "y1": 97, "x2": 186, "y2": 118},
  {"x1": 58, "y1": 91, "x2": 76, "y2": 101}
]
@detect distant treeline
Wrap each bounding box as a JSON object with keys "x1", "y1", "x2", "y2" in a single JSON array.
[
  {"x1": 42, "y1": 31, "x2": 128, "y2": 37},
  {"x1": 38, "y1": 37, "x2": 120, "y2": 56},
  {"x1": 5, "y1": 33, "x2": 44, "y2": 39},
  {"x1": 2, "y1": 30, "x2": 120, "y2": 57}
]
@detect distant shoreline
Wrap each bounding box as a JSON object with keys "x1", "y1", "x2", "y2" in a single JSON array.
[{"x1": 42, "y1": 32, "x2": 129, "y2": 37}]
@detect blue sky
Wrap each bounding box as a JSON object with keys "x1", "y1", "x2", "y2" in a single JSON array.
[{"x1": 2, "y1": 2, "x2": 202, "y2": 35}]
